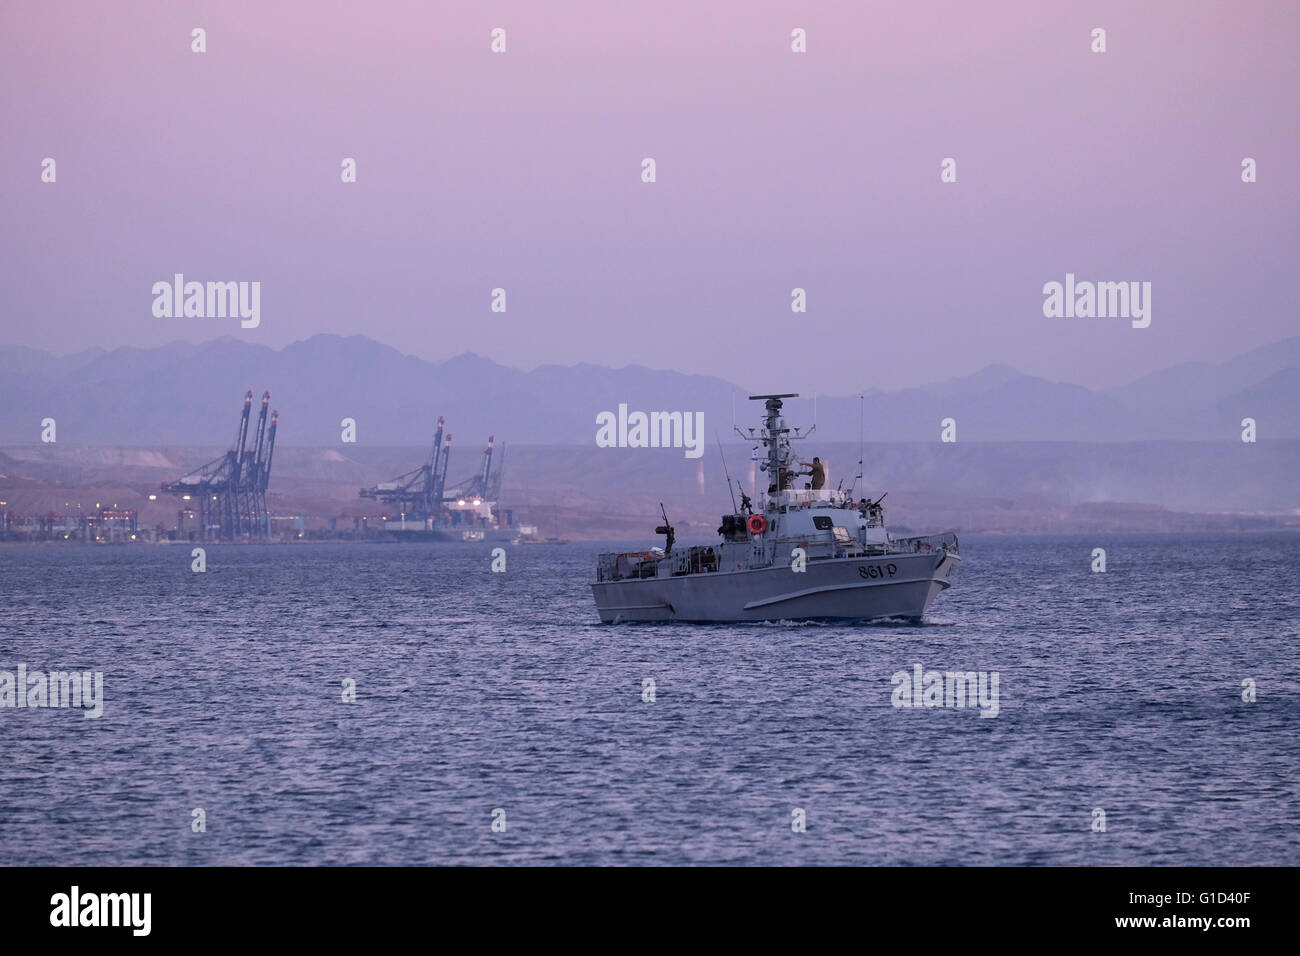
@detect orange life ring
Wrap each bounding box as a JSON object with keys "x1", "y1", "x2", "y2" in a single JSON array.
[{"x1": 747, "y1": 514, "x2": 768, "y2": 535}]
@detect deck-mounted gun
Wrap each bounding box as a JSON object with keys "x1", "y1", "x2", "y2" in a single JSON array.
[{"x1": 655, "y1": 502, "x2": 675, "y2": 554}]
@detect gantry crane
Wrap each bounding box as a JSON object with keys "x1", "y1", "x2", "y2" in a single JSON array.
[
  {"x1": 360, "y1": 422, "x2": 504, "y2": 528},
  {"x1": 161, "y1": 390, "x2": 279, "y2": 539}
]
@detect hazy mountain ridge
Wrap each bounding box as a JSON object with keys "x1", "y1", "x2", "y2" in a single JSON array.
[
  {"x1": 0, "y1": 334, "x2": 1296, "y2": 445},
  {"x1": 1103, "y1": 337, "x2": 1300, "y2": 411}
]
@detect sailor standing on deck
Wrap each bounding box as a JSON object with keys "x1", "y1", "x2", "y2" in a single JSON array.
[
  {"x1": 799, "y1": 457, "x2": 826, "y2": 491},
  {"x1": 768, "y1": 466, "x2": 797, "y2": 493}
]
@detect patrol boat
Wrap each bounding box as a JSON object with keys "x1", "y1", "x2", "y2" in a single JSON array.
[{"x1": 591, "y1": 394, "x2": 959, "y2": 623}]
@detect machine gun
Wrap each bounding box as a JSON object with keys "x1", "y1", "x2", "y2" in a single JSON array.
[
  {"x1": 859, "y1": 491, "x2": 887, "y2": 517},
  {"x1": 655, "y1": 502, "x2": 675, "y2": 554}
]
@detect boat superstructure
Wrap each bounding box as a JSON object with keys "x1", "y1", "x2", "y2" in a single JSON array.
[{"x1": 591, "y1": 393, "x2": 959, "y2": 623}]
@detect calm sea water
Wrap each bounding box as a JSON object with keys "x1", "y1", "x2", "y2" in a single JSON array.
[{"x1": 1, "y1": 533, "x2": 1296, "y2": 866}]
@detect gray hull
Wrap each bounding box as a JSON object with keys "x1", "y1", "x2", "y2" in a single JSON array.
[{"x1": 591, "y1": 550, "x2": 959, "y2": 623}]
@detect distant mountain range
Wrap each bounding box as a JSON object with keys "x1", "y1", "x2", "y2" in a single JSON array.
[{"x1": 0, "y1": 335, "x2": 1296, "y2": 445}]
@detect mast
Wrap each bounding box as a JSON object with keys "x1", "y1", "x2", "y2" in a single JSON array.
[{"x1": 741, "y1": 393, "x2": 798, "y2": 513}]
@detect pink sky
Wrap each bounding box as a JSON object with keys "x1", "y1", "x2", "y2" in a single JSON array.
[{"x1": 1, "y1": 0, "x2": 1296, "y2": 391}]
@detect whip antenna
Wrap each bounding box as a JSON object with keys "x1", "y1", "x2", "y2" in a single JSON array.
[{"x1": 716, "y1": 430, "x2": 738, "y2": 513}]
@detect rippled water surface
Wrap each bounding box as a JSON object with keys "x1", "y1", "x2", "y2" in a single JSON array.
[{"x1": 1, "y1": 533, "x2": 1297, "y2": 865}]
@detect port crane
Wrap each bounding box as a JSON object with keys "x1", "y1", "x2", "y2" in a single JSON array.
[
  {"x1": 160, "y1": 390, "x2": 279, "y2": 539},
  {"x1": 358, "y1": 416, "x2": 452, "y2": 521},
  {"x1": 359, "y1": 423, "x2": 503, "y2": 527},
  {"x1": 444, "y1": 435, "x2": 504, "y2": 504}
]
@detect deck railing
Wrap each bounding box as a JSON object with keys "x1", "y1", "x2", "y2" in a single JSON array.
[
  {"x1": 888, "y1": 531, "x2": 959, "y2": 555},
  {"x1": 596, "y1": 551, "x2": 665, "y2": 582},
  {"x1": 598, "y1": 532, "x2": 957, "y2": 581}
]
